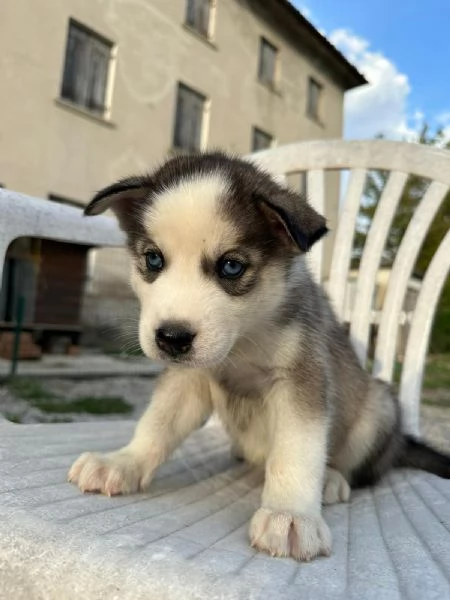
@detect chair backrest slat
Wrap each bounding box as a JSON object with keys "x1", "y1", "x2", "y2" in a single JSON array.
[
  {"x1": 248, "y1": 140, "x2": 450, "y2": 424},
  {"x1": 350, "y1": 170, "x2": 408, "y2": 366},
  {"x1": 374, "y1": 180, "x2": 449, "y2": 381},
  {"x1": 328, "y1": 168, "x2": 367, "y2": 319},
  {"x1": 399, "y1": 229, "x2": 450, "y2": 435}
]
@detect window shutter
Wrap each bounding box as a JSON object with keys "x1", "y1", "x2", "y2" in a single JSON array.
[
  {"x1": 186, "y1": 0, "x2": 196, "y2": 27},
  {"x1": 60, "y1": 20, "x2": 112, "y2": 115},
  {"x1": 192, "y1": 95, "x2": 203, "y2": 150},
  {"x1": 73, "y1": 28, "x2": 90, "y2": 106},
  {"x1": 258, "y1": 39, "x2": 277, "y2": 86},
  {"x1": 173, "y1": 84, "x2": 205, "y2": 151},
  {"x1": 199, "y1": 0, "x2": 210, "y2": 36},
  {"x1": 87, "y1": 42, "x2": 109, "y2": 112}
]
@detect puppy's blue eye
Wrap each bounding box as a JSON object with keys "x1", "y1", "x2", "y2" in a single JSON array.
[
  {"x1": 218, "y1": 258, "x2": 246, "y2": 279},
  {"x1": 145, "y1": 250, "x2": 164, "y2": 272}
]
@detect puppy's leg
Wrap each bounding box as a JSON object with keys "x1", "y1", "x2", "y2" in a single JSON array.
[
  {"x1": 249, "y1": 382, "x2": 331, "y2": 561},
  {"x1": 68, "y1": 368, "x2": 213, "y2": 496},
  {"x1": 322, "y1": 467, "x2": 351, "y2": 506}
]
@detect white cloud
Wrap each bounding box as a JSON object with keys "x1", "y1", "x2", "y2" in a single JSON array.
[
  {"x1": 329, "y1": 29, "x2": 416, "y2": 140},
  {"x1": 291, "y1": 4, "x2": 450, "y2": 142}
]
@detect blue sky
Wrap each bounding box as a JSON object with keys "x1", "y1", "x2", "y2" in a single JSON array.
[{"x1": 291, "y1": 1, "x2": 450, "y2": 139}]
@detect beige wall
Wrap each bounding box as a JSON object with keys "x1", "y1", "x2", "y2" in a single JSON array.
[
  {"x1": 1, "y1": 0, "x2": 344, "y2": 194},
  {"x1": 1, "y1": 0, "x2": 348, "y2": 305}
]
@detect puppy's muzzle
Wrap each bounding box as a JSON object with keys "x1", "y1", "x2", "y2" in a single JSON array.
[{"x1": 155, "y1": 323, "x2": 196, "y2": 358}]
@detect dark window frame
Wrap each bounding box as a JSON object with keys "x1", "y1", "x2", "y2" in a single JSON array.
[
  {"x1": 307, "y1": 77, "x2": 323, "y2": 121},
  {"x1": 258, "y1": 37, "x2": 278, "y2": 88},
  {"x1": 252, "y1": 126, "x2": 273, "y2": 152},
  {"x1": 60, "y1": 18, "x2": 113, "y2": 116},
  {"x1": 185, "y1": 0, "x2": 212, "y2": 39},
  {"x1": 173, "y1": 82, "x2": 207, "y2": 152}
]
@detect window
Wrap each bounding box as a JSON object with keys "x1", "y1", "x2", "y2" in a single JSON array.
[
  {"x1": 252, "y1": 127, "x2": 273, "y2": 152},
  {"x1": 307, "y1": 77, "x2": 322, "y2": 121},
  {"x1": 173, "y1": 83, "x2": 207, "y2": 152},
  {"x1": 258, "y1": 38, "x2": 278, "y2": 87},
  {"x1": 185, "y1": 0, "x2": 212, "y2": 38},
  {"x1": 60, "y1": 19, "x2": 113, "y2": 115}
]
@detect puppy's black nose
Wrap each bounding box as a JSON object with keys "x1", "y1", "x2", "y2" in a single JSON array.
[{"x1": 155, "y1": 324, "x2": 196, "y2": 357}]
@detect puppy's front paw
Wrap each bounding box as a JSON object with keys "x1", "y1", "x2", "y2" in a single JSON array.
[
  {"x1": 68, "y1": 450, "x2": 151, "y2": 496},
  {"x1": 322, "y1": 467, "x2": 351, "y2": 505},
  {"x1": 249, "y1": 508, "x2": 332, "y2": 561}
]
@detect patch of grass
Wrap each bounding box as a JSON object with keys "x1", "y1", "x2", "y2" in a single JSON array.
[
  {"x1": 392, "y1": 361, "x2": 402, "y2": 384},
  {"x1": 430, "y1": 307, "x2": 450, "y2": 354},
  {"x1": 423, "y1": 354, "x2": 450, "y2": 390},
  {"x1": 3, "y1": 412, "x2": 23, "y2": 424},
  {"x1": 422, "y1": 396, "x2": 450, "y2": 409},
  {"x1": 104, "y1": 347, "x2": 145, "y2": 358},
  {"x1": 392, "y1": 354, "x2": 450, "y2": 389},
  {"x1": 72, "y1": 396, "x2": 133, "y2": 414},
  {"x1": 8, "y1": 378, "x2": 58, "y2": 402},
  {"x1": 30, "y1": 395, "x2": 133, "y2": 415},
  {"x1": 7, "y1": 378, "x2": 133, "y2": 416}
]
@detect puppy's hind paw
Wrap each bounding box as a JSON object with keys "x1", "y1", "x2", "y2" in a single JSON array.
[{"x1": 322, "y1": 467, "x2": 351, "y2": 506}]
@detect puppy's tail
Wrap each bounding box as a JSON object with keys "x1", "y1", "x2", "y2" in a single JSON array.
[{"x1": 395, "y1": 435, "x2": 450, "y2": 479}]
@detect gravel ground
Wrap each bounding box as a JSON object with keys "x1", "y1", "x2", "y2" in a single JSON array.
[{"x1": 0, "y1": 376, "x2": 448, "y2": 452}]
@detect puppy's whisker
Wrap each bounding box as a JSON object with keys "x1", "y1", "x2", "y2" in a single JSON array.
[
  {"x1": 223, "y1": 354, "x2": 238, "y2": 370},
  {"x1": 234, "y1": 334, "x2": 272, "y2": 362}
]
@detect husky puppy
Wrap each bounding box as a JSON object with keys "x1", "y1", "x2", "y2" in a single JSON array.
[{"x1": 69, "y1": 152, "x2": 450, "y2": 561}]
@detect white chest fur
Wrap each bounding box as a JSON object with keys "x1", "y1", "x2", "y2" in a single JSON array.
[{"x1": 209, "y1": 360, "x2": 275, "y2": 466}]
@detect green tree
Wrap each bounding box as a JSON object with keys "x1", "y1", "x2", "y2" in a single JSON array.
[{"x1": 352, "y1": 124, "x2": 450, "y2": 352}]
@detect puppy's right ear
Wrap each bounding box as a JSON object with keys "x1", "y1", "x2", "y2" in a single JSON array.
[{"x1": 85, "y1": 176, "x2": 152, "y2": 231}]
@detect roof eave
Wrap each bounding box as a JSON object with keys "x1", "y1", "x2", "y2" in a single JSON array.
[{"x1": 276, "y1": 0, "x2": 368, "y2": 90}]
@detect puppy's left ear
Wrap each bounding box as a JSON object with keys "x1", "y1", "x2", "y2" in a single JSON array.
[
  {"x1": 85, "y1": 175, "x2": 153, "y2": 231},
  {"x1": 256, "y1": 189, "x2": 328, "y2": 253}
]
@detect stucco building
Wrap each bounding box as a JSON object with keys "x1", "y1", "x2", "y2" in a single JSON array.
[{"x1": 0, "y1": 0, "x2": 365, "y2": 352}]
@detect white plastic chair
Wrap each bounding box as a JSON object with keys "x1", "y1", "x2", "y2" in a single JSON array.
[
  {"x1": 0, "y1": 140, "x2": 449, "y2": 600},
  {"x1": 250, "y1": 139, "x2": 450, "y2": 436}
]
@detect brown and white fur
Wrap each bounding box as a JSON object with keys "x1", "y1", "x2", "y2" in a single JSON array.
[{"x1": 69, "y1": 152, "x2": 450, "y2": 562}]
